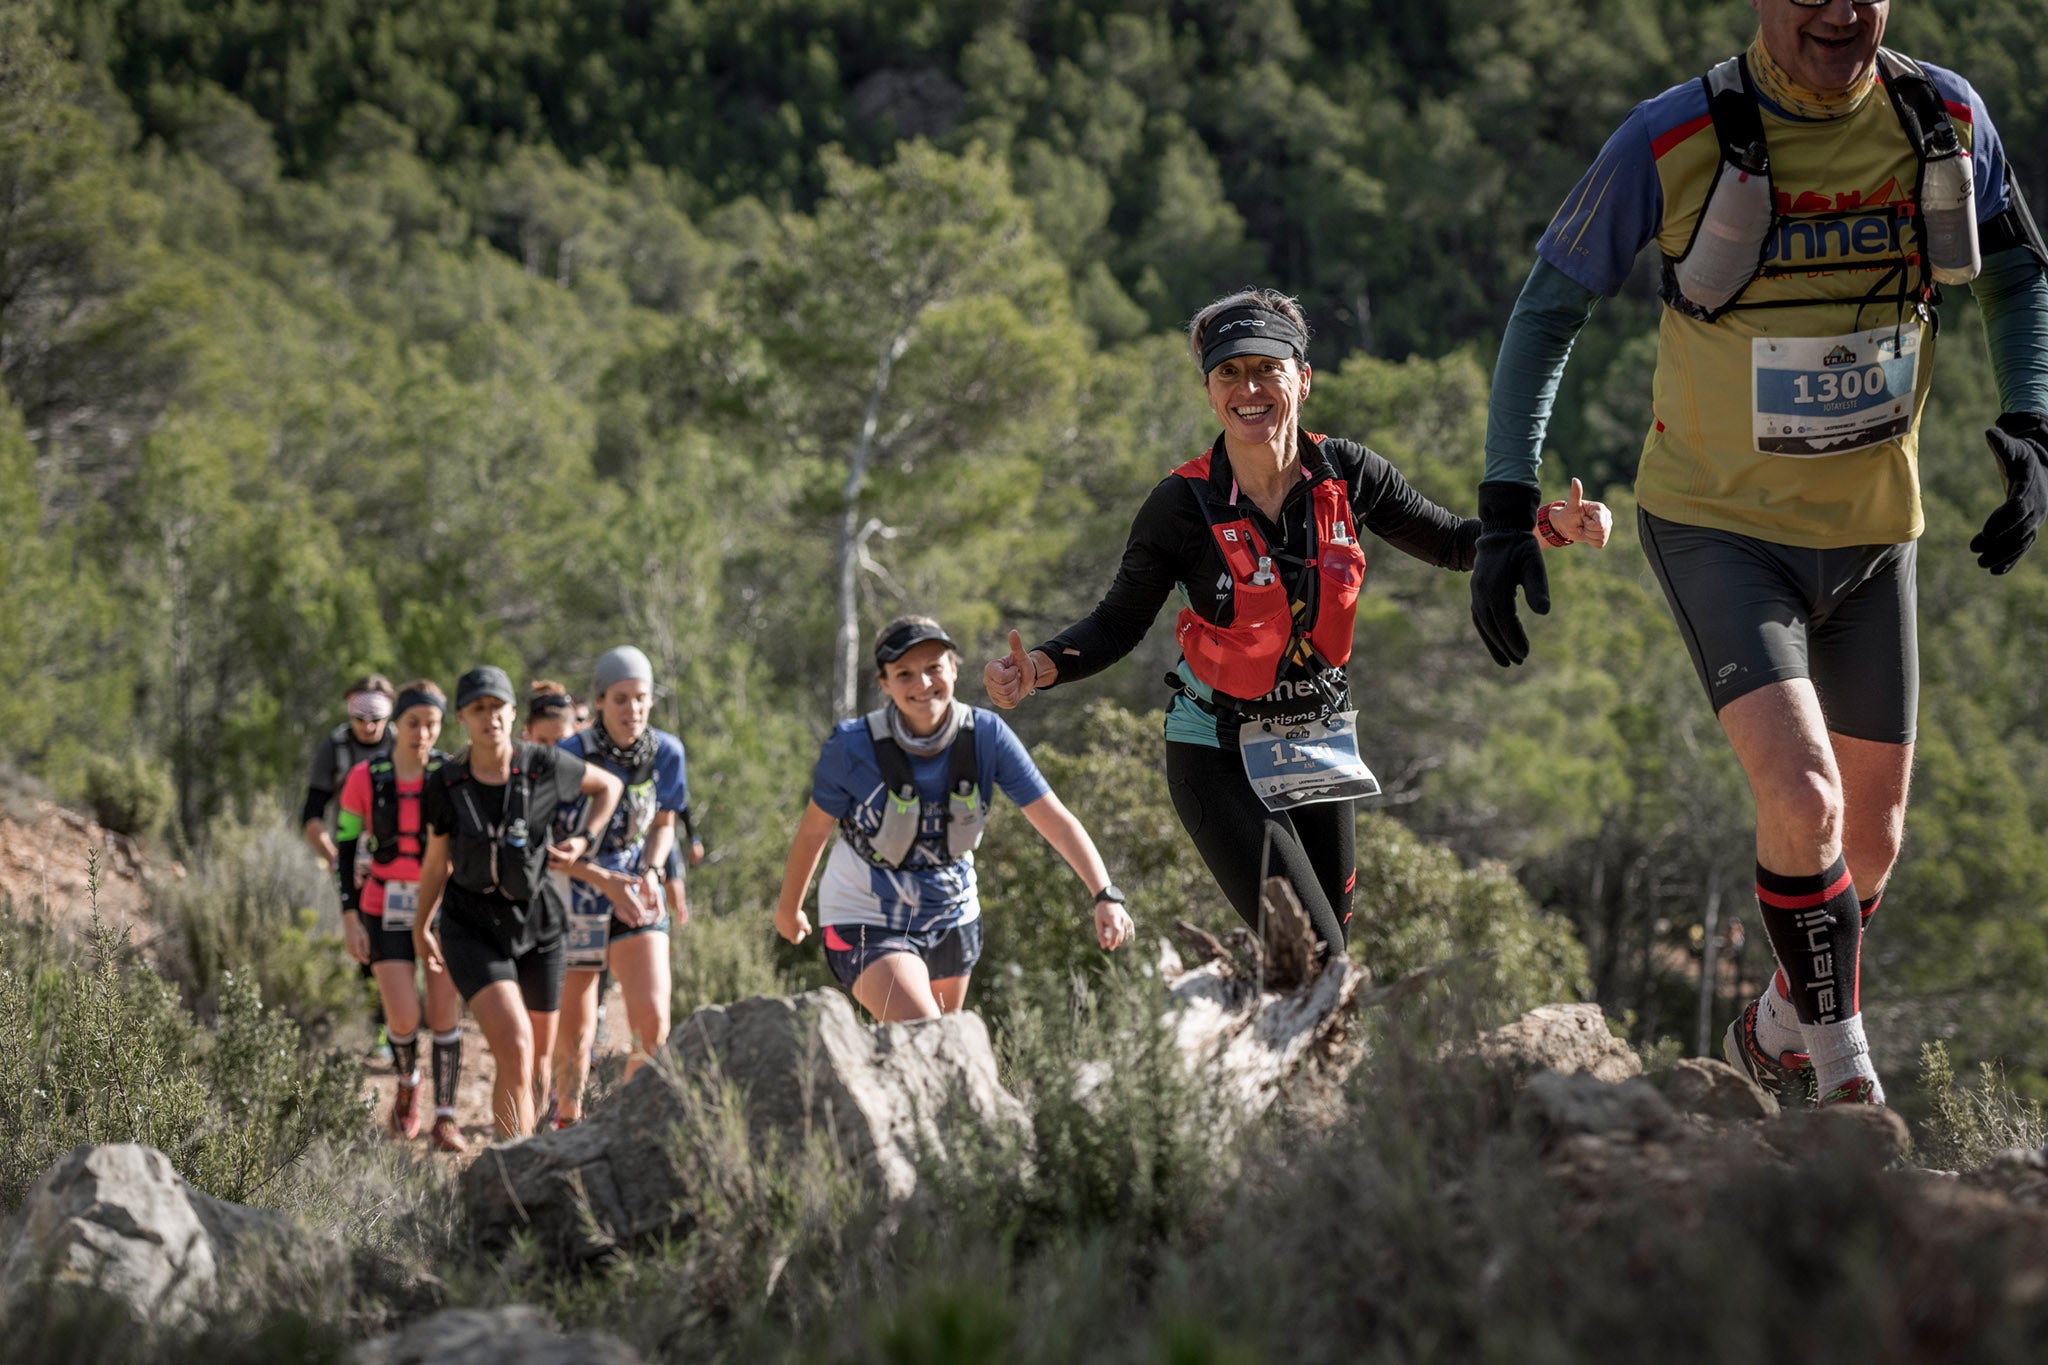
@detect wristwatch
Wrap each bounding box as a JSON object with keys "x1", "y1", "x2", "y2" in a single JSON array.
[{"x1": 1093, "y1": 885, "x2": 1126, "y2": 905}]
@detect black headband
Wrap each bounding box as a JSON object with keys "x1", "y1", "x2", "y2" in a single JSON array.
[
  {"x1": 393, "y1": 687, "x2": 445, "y2": 718},
  {"x1": 527, "y1": 692, "x2": 573, "y2": 717},
  {"x1": 1200, "y1": 304, "x2": 1307, "y2": 373}
]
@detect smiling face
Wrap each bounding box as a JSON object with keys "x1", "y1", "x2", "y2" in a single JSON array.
[
  {"x1": 877, "y1": 641, "x2": 957, "y2": 737},
  {"x1": 394, "y1": 706, "x2": 442, "y2": 761},
  {"x1": 1754, "y1": 0, "x2": 1886, "y2": 95},
  {"x1": 598, "y1": 678, "x2": 653, "y2": 746},
  {"x1": 1204, "y1": 353, "x2": 1310, "y2": 448}
]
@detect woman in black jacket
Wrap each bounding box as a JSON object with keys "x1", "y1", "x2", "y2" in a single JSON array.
[
  {"x1": 414, "y1": 666, "x2": 622, "y2": 1140},
  {"x1": 985, "y1": 288, "x2": 1609, "y2": 960}
]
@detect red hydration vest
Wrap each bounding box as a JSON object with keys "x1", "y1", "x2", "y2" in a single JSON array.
[{"x1": 1172, "y1": 435, "x2": 1366, "y2": 702}]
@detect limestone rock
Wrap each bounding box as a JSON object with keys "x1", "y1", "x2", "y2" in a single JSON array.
[
  {"x1": 1517, "y1": 1072, "x2": 1682, "y2": 1146},
  {"x1": 1471, "y1": 1003, "x2": 1641, "y2": 1087},
  {"x1": 351, "y1": 1306, "x2": 642, "y2": 1365},
  {"x1": 1658, "y1": 1057, "x2": 1777, "y2": 1120},
  {"x1": 463, "y1": 990, "x2": 1025, "y2": 1264},
  {"x1": 0, "y1": 1143, "x2": 312, "y2": 1327},
  {"x1": 1766, "y1": 1104, "x2": 1912, "y2": 1171}
]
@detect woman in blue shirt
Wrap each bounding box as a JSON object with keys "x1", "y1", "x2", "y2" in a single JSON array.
[{"x1": 774, "y1": 616, "x2": 1133, "y2": 1022}]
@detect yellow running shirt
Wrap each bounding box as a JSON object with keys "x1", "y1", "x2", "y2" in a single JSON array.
[{"x1": 1538, "y1": 51, "x2": 2013, "y2": 547}]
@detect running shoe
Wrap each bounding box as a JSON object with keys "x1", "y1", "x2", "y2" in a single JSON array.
[
  {"x1": 389, "y1": 1080, "x2": 422, "y2": 1140},
  {"x1": 1818, "y1": 1076, "x2": 1879, "y2": 1107},
  {"x1": 428, "y1": 1115, "x2": 469, "y2": 1154},
  {"x1": 1723, "y1": 997, "x2": 1813, "y2": 1107}
]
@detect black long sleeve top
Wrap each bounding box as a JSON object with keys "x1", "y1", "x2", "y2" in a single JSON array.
[{"x1": 1040, "y1": 433, "x2": 1478, "y2": 692}]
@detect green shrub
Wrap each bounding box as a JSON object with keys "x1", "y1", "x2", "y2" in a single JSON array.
[
  {"x1": 1915, "y1": 1040, "x2": 2047, "y2": 1170},
  {"x1": 671, "y1": 903, "x2": 807, "y2": 1019},
  {"x1": 0, "y1": 890, "x2": 364, "y2": 1212},
  {"x1": 82, "y1": 749, "x2": 175, "y2": 842},
  {"x1": 157, "y1": 812, "x2": 360, "y2": 1032}
]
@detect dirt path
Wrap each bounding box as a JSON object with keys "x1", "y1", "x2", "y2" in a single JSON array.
[{"x1": 356, "y1": 975, "x2": 638, "y2": 1159}]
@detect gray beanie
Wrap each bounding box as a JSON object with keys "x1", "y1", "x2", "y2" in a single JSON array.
[{"x1": 592, "y1": 645, "x2": 654, "y2": 699}]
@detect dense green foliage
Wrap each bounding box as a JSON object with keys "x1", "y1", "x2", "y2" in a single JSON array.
[
  {"x1": 0, "y1": 898, "x2": 362, "y2": 1210},
  {"x1": 5, "y1": 0, "x2": 2048, "y2": 1104}
]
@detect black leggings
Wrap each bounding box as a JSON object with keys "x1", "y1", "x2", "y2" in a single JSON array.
[{"x1": 1165, "y1": 741, "x2": 1356, "y2": 958}]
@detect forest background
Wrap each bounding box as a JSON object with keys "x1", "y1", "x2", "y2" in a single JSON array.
[{"x1": 5, "y1": 0, "x2": 2048, "y2": 1103}]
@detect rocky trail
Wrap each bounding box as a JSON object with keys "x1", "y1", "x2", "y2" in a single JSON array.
[{"x1": 355, "y1": 978, "x2": 641, "y2": 1156}]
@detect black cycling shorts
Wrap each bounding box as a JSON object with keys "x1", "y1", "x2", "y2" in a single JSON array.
[
  {"x1": 821, "y1": 918, "x2": 984, "y2": 989},
  {"x1": 364, "y1": 912, "x2": 415, "y2": 964},
  {"x1": 437, "y1": 911, "x2": 567, "y2": 1012},
  {"x1": 1639, "y1": 508, "x2": 1918, "y2": 745}
]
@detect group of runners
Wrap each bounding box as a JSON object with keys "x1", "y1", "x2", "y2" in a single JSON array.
[
  {"x1": 306, "y1": 1, "x2": 2048, "y2": 1139},
  {"x1": 303, "y1": 651, "x2": 702, "y2": 1143}
]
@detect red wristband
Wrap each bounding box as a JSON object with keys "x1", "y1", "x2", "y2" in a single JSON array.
[{"x1": 1536, "y1": 500, "x2": 1574, "y2": 547}]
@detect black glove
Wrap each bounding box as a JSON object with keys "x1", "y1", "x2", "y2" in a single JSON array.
[
  {"x1": 1470, "y1": 481, "x2": 1551, "y2": 667},
  {"x1": 1972, "y1": 413, "x2": 2048, "y2": 575}
]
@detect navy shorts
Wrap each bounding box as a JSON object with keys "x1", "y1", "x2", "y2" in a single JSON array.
[{"x1": 821, "y1": 919, "x2": 984, "y2": 989}]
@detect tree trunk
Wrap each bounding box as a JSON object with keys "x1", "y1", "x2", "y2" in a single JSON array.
[{"x1": 833, "y1": 327, "x2": 912, "y2": 716}]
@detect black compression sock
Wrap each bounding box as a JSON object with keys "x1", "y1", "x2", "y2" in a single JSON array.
[
  {"x1": 433, "y1": 1028, "x2": 462, "y2": 1114},
  {"x1": 389, "y1": 1030, "x2": 419, "y2": 1084},
  {"x1": 1755, "y1": 857, "x2": 1862, "y2": 1026}
]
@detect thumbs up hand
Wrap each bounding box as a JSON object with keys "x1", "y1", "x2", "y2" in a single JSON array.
[
  {"x1": 984, "y1": 629, "x2": 1051, "y2": 709},
  {"x1": 1548, "y1": 477, "x2": 1613, "y2": 550}
]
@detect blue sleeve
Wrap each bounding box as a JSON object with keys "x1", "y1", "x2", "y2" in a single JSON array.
[
  {"x1": 810, "y1": 726, "x2": 861, "y2": 819},
  {"x1": 1482, "y1": 259, "x2": 1603, "y2": 488},
  {"x1": 979, "y1": 712, "x2": 1050, "y2": 809},
  {"x1": 655, "y1": 734, "x2": 689, "y2": 812},
  {"x1": 1974, "y1": 247, "x2": 2048, "y2": 415},
  {"x1": 1535, "y1": 103, "x2": 1665, "y2": 298}
]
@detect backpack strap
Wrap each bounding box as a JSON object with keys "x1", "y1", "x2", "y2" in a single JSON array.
[
  {"x1": 861, "y1": 710, "x2": 922, "y2": 869},
  {"x1": 1875, "y1": 48, "x2": 1959, "y2": 162},
  {"x1": 942, "y1": 710, "x2": 985, "y2": 861},
  {"x1": 1983, "y1": 180, "x2": 2048, "y2": 269}
]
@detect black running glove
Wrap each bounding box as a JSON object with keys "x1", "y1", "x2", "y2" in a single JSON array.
[
  {"x1": 1971, "y1": 412, "x2": 2048, "y2": 575},
  {"x1": 1470, "y1": 481, "x2": 1551, "y2": 667}
]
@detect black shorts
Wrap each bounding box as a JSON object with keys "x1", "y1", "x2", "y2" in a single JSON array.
[
  {"x1": 1639, "y1": 509, "x2": 1919, "y2": 745},
  {"x1": 437, "y1": 911, "x2": 567, "y2": 1012},
  {"x1": 363, "y1": 912, "x2": 415, "y2": 964},
  {"x1": 821, "y1": 919, "x2": 984, "y2": 989}
]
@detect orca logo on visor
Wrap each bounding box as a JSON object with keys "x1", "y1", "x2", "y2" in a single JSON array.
[{"x1": 1214, "y1": 318, "x2": 1269, "y2": 333}]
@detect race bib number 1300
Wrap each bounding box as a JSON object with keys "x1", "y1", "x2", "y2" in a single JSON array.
[
  {"x1": 1752, "y1": 327, "x2": 1919, "y2": 457},
  {"x1": 1238, "y1": 710, "x2": 1382, "y2": 812}
]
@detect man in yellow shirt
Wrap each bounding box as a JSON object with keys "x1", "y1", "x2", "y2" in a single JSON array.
[{"x1": 1471, "y1": 1, "x2": 2048, "y2": 1107}]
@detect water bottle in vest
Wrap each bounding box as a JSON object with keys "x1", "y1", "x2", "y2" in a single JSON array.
[
  {"x1": 1674, "y1": 150, "x2": 1775, "y2": 313},
  {"x1": 1919, "y1": 130, "x2": 1979, "y2": 285}
]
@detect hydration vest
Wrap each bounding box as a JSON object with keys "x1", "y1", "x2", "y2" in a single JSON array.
[
  {"x1": 438, "y1": 743, "x2": 544, "y2": 902},
  {"x1": 365, "y1": 751, "x2": 446, "y2": 868},
  {"x1": 324, "y1": 721, "x2": 393, "y2": 794},
  {"x1": 1663, "y1": 48, "x2": 1980, "y2": 323},
  {"x1": 854, "y1": 709, "x2": 985, "y2": 870},
  {"x1": 1171, "y1": 434, "x2": 1366, "y2": 704},
  {"x1": 572, "y1": 724, "x2": 659, "y2": 853}
]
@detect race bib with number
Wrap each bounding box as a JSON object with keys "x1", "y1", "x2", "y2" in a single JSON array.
[
  {"x1": 565, "y1": 905, "x2": 611, "y2": 969},
  {"x1": 1238, "y1": 710, "x2": 1382, "y2": 812},
  {"x1": 380, "y1": 879, "x2": 419, "y2": 933},
  {"x1": 1752, "y1": 327, "x2": 1919, "y2": 457}
]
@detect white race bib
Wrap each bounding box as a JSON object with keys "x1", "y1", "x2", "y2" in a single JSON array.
[
  {"x1": 565, "y1": 904, "x2": 611, "y2": 969},
  {"x1": 380, "y1": 879, "x2": 419, "y2": 933},
  {"x1": 1752, "y1": 327, "x2": 1919, "y2": 456},
  {"x1": 1238, "y1": 710, "x2": 1382, "y2": 812}
]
